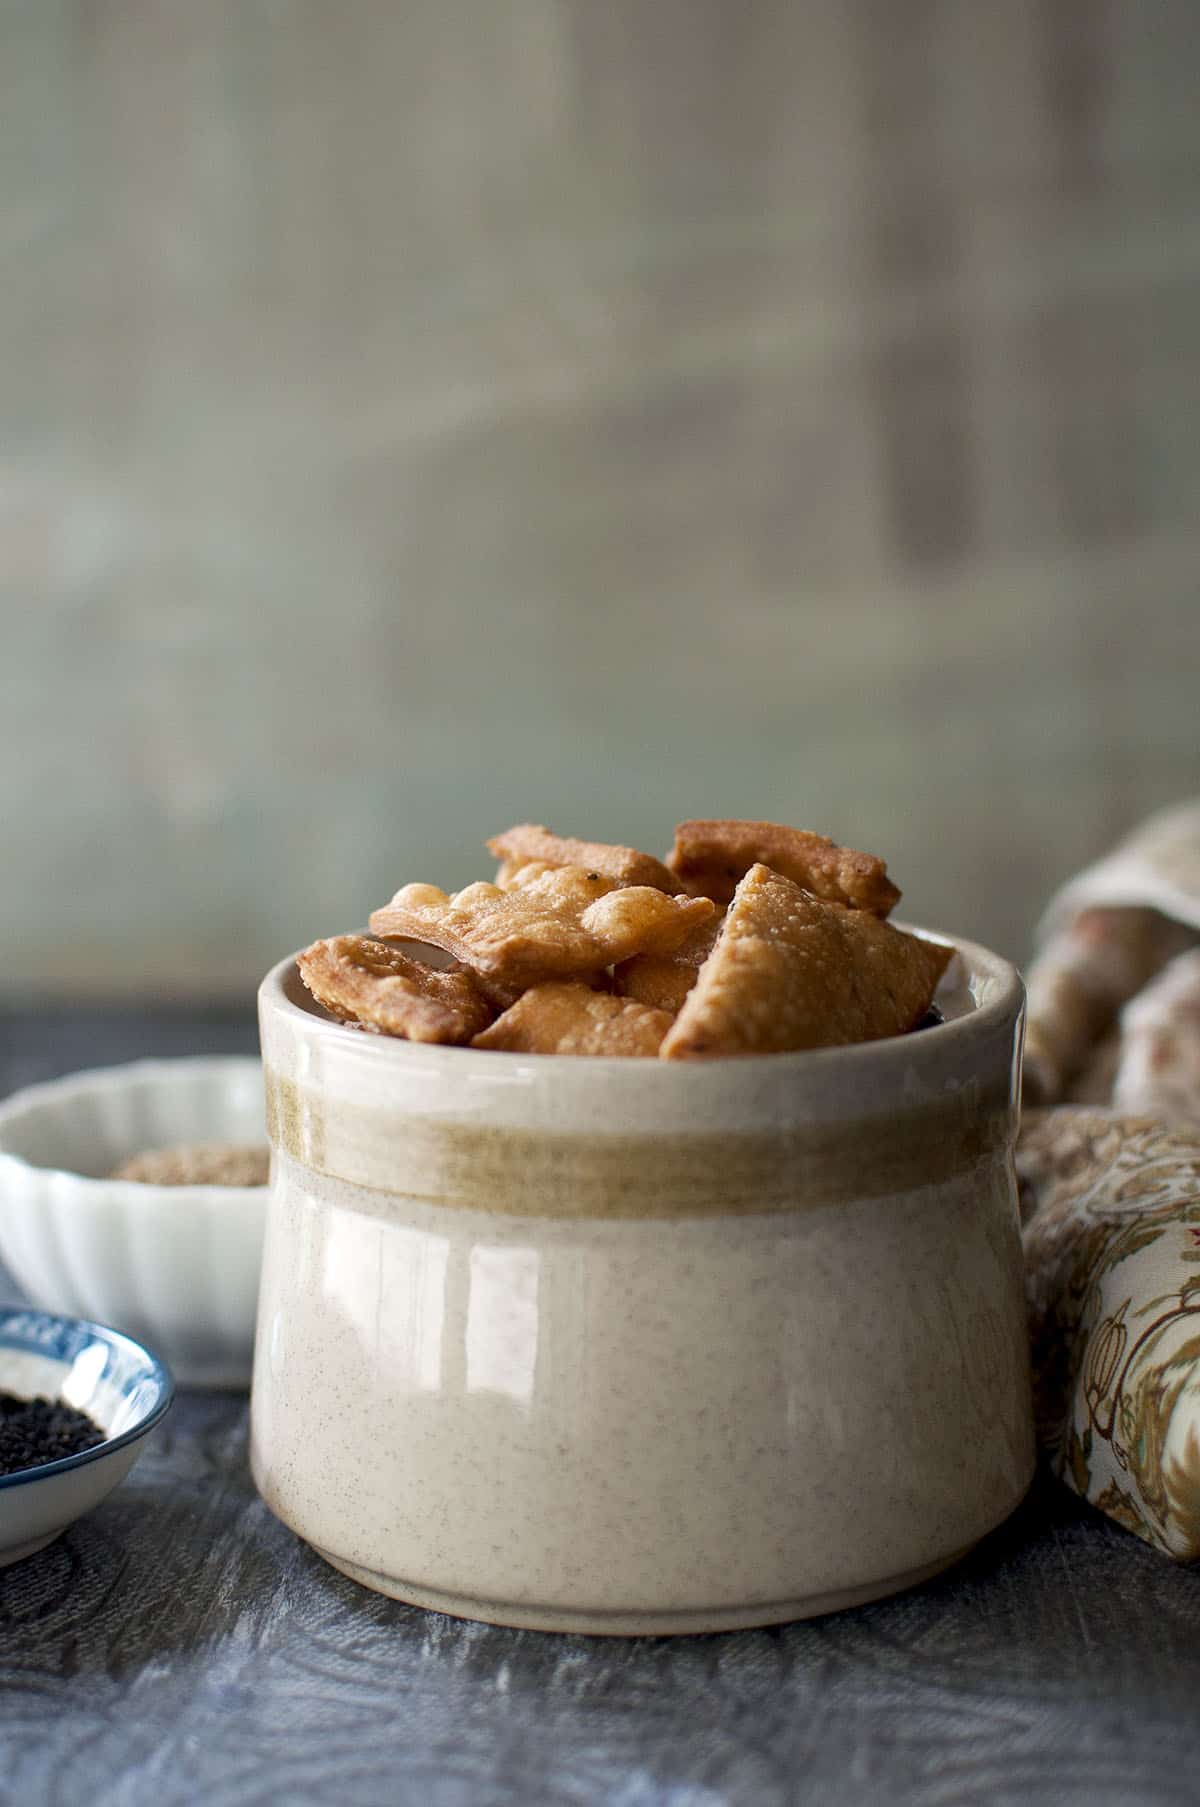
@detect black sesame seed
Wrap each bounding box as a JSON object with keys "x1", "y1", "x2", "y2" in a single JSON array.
[{"x1": 0, "y1": 1391, "x2": 106, "y2": 1477}]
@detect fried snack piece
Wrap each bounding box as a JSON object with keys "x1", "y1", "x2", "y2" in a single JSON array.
[
  {"x1": 614, "y1": 911, "x2": 724, "y2": 1015},
  {"x1": 493, "y1": 860, "x2": 558, "y2": 891},
  {"x1": 487, "y1": 824, "x2": 676, "y2": 893},
  {"x1": 472, "y1": 983, "x2": 673, "y2": 1056},
  {"x1": 667, "y1": 819, "x2": 901, "y2": 916},
  {"x1": 660, "y1": 865, "x2": 952, "y2": 1059},
  {"x1": 112, "y1": 1144, "x2": 270, "y2": 1186},
  {"x1": 297, "y1": 935, "x2": 495, "y2": 1044},
  {"x1": 1023, "y1": 907, "x2": 1200, "y2": 1105},
  {"x1": 369, "y1": 868, "x2": 716, "y2": 988}
]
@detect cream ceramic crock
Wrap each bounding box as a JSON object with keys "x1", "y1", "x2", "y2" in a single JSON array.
[{"x1": 251, "y1": 934, "x2": 1034, "y2": 1635}]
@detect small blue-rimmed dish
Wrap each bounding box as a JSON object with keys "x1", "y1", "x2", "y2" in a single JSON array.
[{"x1": 0, "y1": 1308, "x2": 173, "y2": 1567}]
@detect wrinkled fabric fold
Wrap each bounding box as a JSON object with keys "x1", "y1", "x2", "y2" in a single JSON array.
[
  {"x1": 1019, "y1": 1109, "x2": 1200, "y2": 1561},
  {"x1": 1020, "y1": 800, "x2": 1200, "y2": 1560}
]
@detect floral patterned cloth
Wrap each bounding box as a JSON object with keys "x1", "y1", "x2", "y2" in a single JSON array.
[{"x1": 1019, "y1": 1108, "x2": 1200, "y2": 1561}]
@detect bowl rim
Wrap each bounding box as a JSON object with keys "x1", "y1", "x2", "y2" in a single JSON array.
[
  {"x1": 260, "y1": 923, "x2": 1024, "y2": 1078},
  {"x1": 0, "y1": 1054, "x2": 267, "y2": 1198},
  {"x1": 0, "y1": 1307, "x2": 174, "y2": 1492}
]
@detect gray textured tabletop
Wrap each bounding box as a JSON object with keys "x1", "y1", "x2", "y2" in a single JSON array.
[{"x1": 2, "y1": 1010, "x2": 1199, "y2": 1807}]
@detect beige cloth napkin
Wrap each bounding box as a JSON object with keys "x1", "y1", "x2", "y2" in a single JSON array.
[{"x1": 1019, "y1": 801, "x2": 1200, "y2": 1559}]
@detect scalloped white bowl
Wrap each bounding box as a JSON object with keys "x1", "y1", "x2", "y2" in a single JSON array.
[{"x1": 0, "y1": 1059, "x2": 267, "y2": 1388}]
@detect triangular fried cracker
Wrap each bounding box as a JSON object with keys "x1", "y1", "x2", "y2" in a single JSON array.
[
  {"x1": 472, "y1": 983, "x2": 673, "y2": 1056},
  {"x1": 667, "y1": 819, "x2": 900, "y2": 915},
  {"x1": 660, "y1": 865, "x2": 952, "y2": 1059},
  {"x1": 297, "y1": 935, "x2": 495, "y2": 1044},
  {"x1": 369, "y1": 867, "x2": 715, "y2": 988},
  {"x1": 487, "y1": 823, "x2": 676, "y2": 893},
  {"x1": 613, "y1": 911, "x2": 724, "y2": 1015}
]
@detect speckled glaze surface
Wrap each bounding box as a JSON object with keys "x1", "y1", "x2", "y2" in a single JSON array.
[{"x1": 251, "y1": 936, "x2": 1034, "y2": 1635}]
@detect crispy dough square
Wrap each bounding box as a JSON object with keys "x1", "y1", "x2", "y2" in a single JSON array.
[
  {"x1": 296, "y1": 935, "x2": 495, "y2": 1044},
  {"x1": 492, "y1": 859, "x2": 558, "y2": 891},
  {"x1": 667, "y1": 819, "x2": 901, "y2": 915},
  {"x1": 488, "y1": 823, "x2": 676, "y2": 893},
  {"x1": 369, "y1": 867, "x2": 715, "y2": 987},
  {"x1": 660, "y1": 865, "x2": 952, "y2": 1059},
  {"x1": 613, "y1": 911, "x2": 724, "y2": 1015},
  {"x1": 472, "y1": 983, "x2": 673, "y2": 1056}
]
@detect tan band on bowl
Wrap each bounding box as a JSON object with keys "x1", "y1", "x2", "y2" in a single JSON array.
[{"x1": 265, "y1": 1070, "x2": 1015, "y2": 1219}]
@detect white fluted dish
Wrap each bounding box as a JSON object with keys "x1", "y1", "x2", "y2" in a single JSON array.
[{"x1": 0, "y1": 1059, "x2": 267, "y2": 1387}]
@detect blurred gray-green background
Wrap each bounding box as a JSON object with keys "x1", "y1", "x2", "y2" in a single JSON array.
[{"x1": 4, "y1": 0, "x2": 1198, "y2": 998}]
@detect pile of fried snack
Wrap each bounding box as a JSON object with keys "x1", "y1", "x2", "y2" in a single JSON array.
[{"x1": 296, "y1": 820, "x2": 953, "y2": 1059}]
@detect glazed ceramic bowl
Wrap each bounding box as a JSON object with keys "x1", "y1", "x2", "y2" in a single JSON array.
[
  {"x1": 0, "y1": 1059, "x2": 267, "y2": 1387},
  {"x1": 252, "y1": 934, "x2": 1034, "y2": 1635},
  {"x1": 0, "y1": 1307, "x2": 173, "y2": 1566}
]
